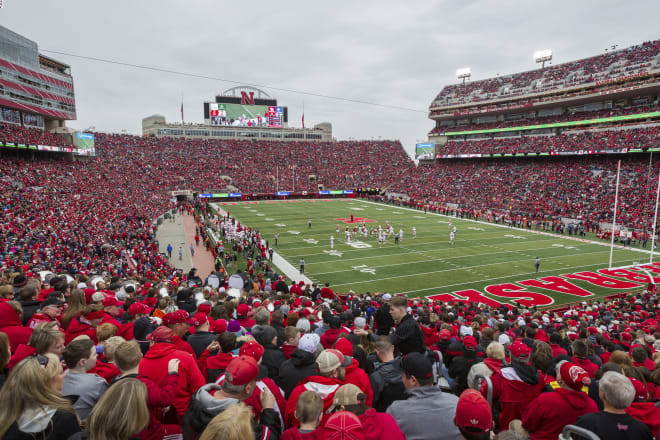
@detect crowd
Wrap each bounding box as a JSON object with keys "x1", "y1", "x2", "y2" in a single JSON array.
[
  {"x1": 388, "y1": 155, "x2": 660, "y2": 232},
  {"x1": 431, "y1": 39, "x2": 660, "y2": 107},
  {"x1": 0, "y1": 122, "x2": 71, "y2": 148},
  {"x1": 428, "y1": 103, "x2": 660, "y2": 136},
  {"x1": 0, "y1": 261, "x2": 658, "y2": 440}
]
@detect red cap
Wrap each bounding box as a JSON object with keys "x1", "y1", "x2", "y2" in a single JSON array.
[
  {"x1": 197, "y1": 303, "x2": 211, "y2": 315},
  {"x1": 192, "y1": 312, "x2": 208, "y2": 327},
  {"x1": 239, "y1": 341, "x2": 265, "y2": 362},
  {"x1": 213, "y1": 319, "x2": 228, "y2": 333},
  {"x1": 454, "y1": 389, "x2": 492, "y2": 433},
  {"x1": 147, "y1": 326, "x2": 174, "y2": 343},
  {"x1": 128, "y1": 302, "x2": 151, "y2": 316},
  {"x1": 559, "y1": 362, "x2": 591, "y2": 391},
  {"x1": 463, "y1": 336, "x2": 477, "y2": 350},
  {"x1": 629, "y1": 377, "x2": 648, "y2": 401},
  {"x1": 323, "y1": 411, "x2": 365, "y2": 440},
  {"x1": 334, "y1": 338, "x2": 354, "y2": 358},
  {"x1": 587, "y1": 326, "x2": 599, "y2": 335},
  {"x1": 225, "y1": 356, "x2": 259, "y2": 385},
  {"x1": 163, "y1": 310, "x2": 194, "y2": 326},
  {"x1": 440, "y1": 329, "x2": 451, "y2": 340},
  {"x1": 509, "y1": 340, "x2": 532, "y2": 358},
  {"x1": 237, "y1": 303, "x2": 249, "y2": 316},
  {"x1": 102, "y1": 297, "x2": 124, "y2": 307},
  {"x1": 621, "y1": 332, "x2": 632, "y2": 341}
]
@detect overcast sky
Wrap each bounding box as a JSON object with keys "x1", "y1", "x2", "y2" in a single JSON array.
[{"x1": 2, "y1": 1, "x2": 659, "y2": 158}]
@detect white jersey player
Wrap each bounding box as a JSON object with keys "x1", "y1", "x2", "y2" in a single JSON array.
[
  {"x1": 453, "y1": 226, "x2": 457, "y2": 234},
  {"x1": 330, "y1": 236, "x2": 334, "y2": 249},
  {"x1": 345, "y1": 229, "x2": 351, "y2": 244},
  {"x1": 450, "y1": 231, "x2": 455, "y2": 245},
  {"x1": 412, "y1": 226, "x2": 417, "y2": 239},
  {"x1": 399, "y1": 229, "x2": 403, "y2": 241},
  {"x1": 336, "y1": 224, "x2": 340, "y2": 235}
]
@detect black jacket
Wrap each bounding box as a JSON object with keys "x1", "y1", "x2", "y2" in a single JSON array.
[
  {"x1": 369, "y1": 357, "x2": 406, "y2": 411},
  {"x1": 19, "y1": 300, "x2": 40, "y2": 326},
  {"x1": 270, "y1": 321, "x2": 285, "y2": 348},
  {"x1": 448, "y1": 351, "x2": 483, "y2": 394},
  {"x1": 390, "y1": 314, "x2": 426, "y2": 355},
  {"x1": 187, "y1": 330, "x2": 217, "y2": 358},
  {"x1": 4, "y1": 409, "x2": 80, "y2": 440},
  {"x1": 374, "y1": 304, "x2": 394, "y2": 335},
  {"x1": 276, "y1": 348, "x2": 318, "y2": 399},
  {"x1": 261, "y1": 343, "x2": 287, "y2": 381}
]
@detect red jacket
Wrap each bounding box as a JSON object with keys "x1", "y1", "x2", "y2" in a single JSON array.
[
  {"x1": 626, "y1": 402, "x2": 660, "y2": 438},
  {"x1": 484, "y1": 364, "x2": 546, "y2": 430},
  {"x1": 320, "y1": 328, "x2": 348, "y2": 349},
  {"x1": 572, "y1": 357, "x2": 598, "y2": 378},
  {"x1": 138, "y1": 342, "x2": 206, "y2": 421},
  {"x1": 65, "y1": 317, "x2": 98, "y2": 344},
  {"x1": 344, "y1": 359, "x2": 373, "y2": 406},
  {"x1": 172, "y1": 335, "x2": 195, "y2": 357},
  {"x1": 100, "y1": 312, "x2": 120, "y2": 328},
  {"x1": 0, "y1": 301, "x2": 32, "y2": 352},
  {"x1": 550, "y1": 343, "x2": 567, "y2": 358},
  {"x1": 200, "y1": 352, "x2": 234, "y2": 382},
  {"x1": 26, "y1": 313, "x2": 61, "y2": 331},
  {"x1": 243, "y1": 377, "x2": 288, "y2": 428},
  {"x1": 8, "y1": 344, "x2": 37, "y2": 370},
  {"x1": 117, "y1": 322, "x2": 135, "y2": 341},
  {"x1": 320, "y1": 287, "x2": 335, "y2": 300},
  {"x1": 128, "y1": 373, "x2": 179, "y2": 440},
  {"x1": 90, "y1": 360, "x2": 121, "y2": 384},
  {"x1": 421, "y1": 325, "x2": 439, "y2": 348},
  {"x1": 280, "y1": 428, "x2": 320, "y2": 440},
  {"x1": 358, "y1": 408, "x2": 405, "y2": 440},
  {"x1": 286, "y1": 375, "x2": 344, "y2": 428},
  {"x1": 522, "y1": 387, "x2": 598, "y2": 440}
]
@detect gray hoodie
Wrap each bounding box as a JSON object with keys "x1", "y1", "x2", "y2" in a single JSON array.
[{"x1": 386, "y1": 386, "x2": 461, "y2": 440}]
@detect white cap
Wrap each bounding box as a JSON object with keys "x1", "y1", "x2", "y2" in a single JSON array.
[
  {"x1": 382, "y1": 293, "x2": 392, "y2": 301},
  {"x1": 498, "y1": 334, "x2": 511, "y2": 345}
]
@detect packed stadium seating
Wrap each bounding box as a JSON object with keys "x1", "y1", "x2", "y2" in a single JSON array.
[
  {"x1": 0, "y1": 122, "x2": 71, "y2": 148},
  {"x1": 431, "y1": 39, "x2": 660, "y2": 107},
  {"x1": 439, "y1": 125, "x2": 660, "y2": 155},
  {"x1": 428, "y1": 103, "x2": 660, "y2": 135}
]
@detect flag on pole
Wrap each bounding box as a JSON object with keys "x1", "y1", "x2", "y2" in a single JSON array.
[
  {"x1": 181, "y1": 100, "x2": 184, "y2": 123},
  {"x1": 302, "y1": 112, "x2": 305, "y2": 129}
]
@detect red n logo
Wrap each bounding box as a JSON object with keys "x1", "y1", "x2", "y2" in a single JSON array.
[{"x1": 240, "y1": 91, "x2": 255, "y2": 105}]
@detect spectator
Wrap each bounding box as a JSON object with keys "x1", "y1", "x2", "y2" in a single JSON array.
[
  {"x1": 321, "y1": 411, "x2": 365, "y2": 440},
  {"x1": 387, "y1": 352, "x2": 461, "y2": 439},
  {"x1": 73, "y1": 378, "x2": 150, "y2": 440},
  {"x1": 281, "y1": 326, "x2": 300, "y2": 360},
  {"x1": 8, "y1": 321, "x2": 65, "y2": 370},
  {"x1": 277, "y1": 333, "x2": 321, "y2": 399},
  {"x1": 280, "y1": 391, "x2": 323, "y2": 440},
  {"x1": 162, "y1": 310, "x2": 196, "y2": 356},
  {"x1": 453, "y1": 389, "x2": 493, "y2": 440},
  {"x1": 0, "y1": 300, "x2": 32, "y2": 352},
  {"x1": 61, "y1": 337, "x2": 108, "y2": 422},
  {"x1": 0, "y1": 332, "x2": 9, "y2": 388},
  {"x1": 522, "y1": 361, "x2": 598, "y2": 439},
  {"x1": 182, "y1": 355, "x2": 280, "y2": 439},
  {"x1": 572, "y1": 339, "x2": 599, "y2": 378},
  {"x1": 286, "y1": 349, "x2": 350, "y2": 427},
  {"x1": 201, "y1": 332, "x2": 235, "y2": 383},
  {"x1": 320, "y1": 315, "x2": 348, "y2": 350},
  {"x1": 334, "y1": 337, "x2": 374, "y2": 406},
  {"x1": 388, "y1": 296, "x2": 426, "y2": 355},
  {"x1": 139, "y1": 326, "x2": 206, "y2": 423},
  {"x1": 114, "y1": 340, "x2": 182, "y2": 440},
  {"x1": 625, "y1": 377, "x2": 660, "y2": 437},
  {"x1": 198, "y1": 404, "x2": 255, "y2": 440},
  {"x1": 0, "y1": 353, "x2": 81, "y2": 439},
  {"x1": 369, "y1": 336, "x2": 405, "y2": 411},
  {"x1": 187, "y1": 312, "x2": 217, "y2": 358},
  {"x1": 328, "y1": 383, "x2": 404, "y2": 440},
  {"x1": 467, "y1": 342, "x2": 506, "y2": 391},
  {"x1": 253, "y1": 325, "x2": 286, "y2": 380},
  {"x1": 576, "y1": 371, "x2": 652, "y2": 440},
  {"x1": 449, "y1": 335, "x2": 483, "y2": 394}
]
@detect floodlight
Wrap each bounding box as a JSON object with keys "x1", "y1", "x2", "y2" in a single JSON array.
[
  {"x1": 534, "y1": 49, "x2": 552, "y2": 68},
  {"x1": 456, "y1": 67, "x2": 472, "y2": 79}
]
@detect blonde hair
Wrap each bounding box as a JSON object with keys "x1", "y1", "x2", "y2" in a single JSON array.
[
  {"x1": 96, "y1": 323, "x2": 118, "y2": 343},
  {"x1": 199, "y1": 403, "x2": 254, "y2": 440},
  {"x1": 88, "y1": 378, "x2": 149, "y2": 440},
  {"x1": 295, "y1": 391, "x2": 323, "y2": 424},
  {"x1": 29, "y1": 322, "x2": 65, "y2": 354},
  {"x1": 0, "y1": 353, "x2": 76, "y2": 437},
  {"x1": 114, "y1": 340, "x2": 143, "y2": 371},
  {"x1": 486, "y1": 342, "x2": 505, "y2": 360},
  {"x1": 102, "y1": 336, "x2": 126, "y2": 362}
]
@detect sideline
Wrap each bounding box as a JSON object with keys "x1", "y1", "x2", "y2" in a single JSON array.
[{"x1": 211, "y1": 203, "x2": 312, "y2": 284}]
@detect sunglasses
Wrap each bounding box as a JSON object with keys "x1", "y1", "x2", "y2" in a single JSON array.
[{"x1": 30, "y1": 354, "x2": 50, "y2": 368}]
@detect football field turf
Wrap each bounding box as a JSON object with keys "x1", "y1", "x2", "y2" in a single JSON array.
[{"x1": 213, "y1": 199, "x2": 656, "y2": 308}]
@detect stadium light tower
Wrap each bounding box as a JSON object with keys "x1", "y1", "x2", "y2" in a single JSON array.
[
  {"x1": 456, "y1": 67, "x2": 471, "y2": 85},
  {"x1": 534, "y1": 49, "x2": 552, "y2": 69}
]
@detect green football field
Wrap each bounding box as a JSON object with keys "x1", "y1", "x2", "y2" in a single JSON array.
[{"x1": 213, "y1": 199, "x2": 657, "y2": 308}]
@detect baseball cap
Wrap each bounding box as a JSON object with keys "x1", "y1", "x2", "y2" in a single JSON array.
[
  {"x1": 509, "y1": 340, "x2": 532, "y2": 359},
  {"x1": 163, "y1": 310, "x2": 194, "y2": 326},
  {"x1": 334, "y1": 338, "x2": 354, "y2": 359},
  {"x1": 102, "y1": 297, "x2": 124, "y2": 308},
  {"x1": 239, "y1": 341, "x2": 265, "y2": 362},
  {"x1": 41, "y1": 297, "x2": 66, "y2": 308},
  {"x1": 439, "y1": 329, "x2": 452, "y2": 341},
  {"x1": 317, "y1": 349, "x2": 351, "y2": 374},
  {"x1": 127, "y1": 302, "x2": 151, "y2": 316},
  {"x1": 213, "y1": 318, "x2": 228, "y2": 333},
  {"x1": 323, "y1": 411, "x2": 365, "y2": 440},
  {"x1": 236, "y1": 303, "x2": 250, "y2": 316},
  {"x1": 147, "y1": 326, "x2": 174, "y2": 343},
  {"x1": 382, "y1": 293, "x2": 392, "y2": 301},
  {"x1": 225, "y1": 355, "x2": 259, "y2": 386},
  {"x1": 629, "y1": 377, "x2": 648, "y2": 401},
  {"x1": 197, "y1": 303, "x2": 211, "y2": 315},
  {"x1": 192, "y1": 312, "x2": 208, "y2": 327},
  {"x1": 463, "y1": 335, "x2": 477, "y2": 350},
  {"x1": 400, "y1": 352, "x2": 433, "y2": 380},
  {"x1": 454, "y1": 389, "x2": 492, "y2": 434},
  {"x1": 299, "y1": 333, "x2": 320, "y2": 354},
  {"x1": 328, "y1": 384, "x2": 365, "y2": 412},
  {"x1": 559, "y1": 362, "x2": 591, "y2": 391}
]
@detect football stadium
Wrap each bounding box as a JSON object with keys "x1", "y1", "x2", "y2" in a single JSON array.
[{"x1": 1, "y1": 3, "x2": 660, "y2": 440}]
